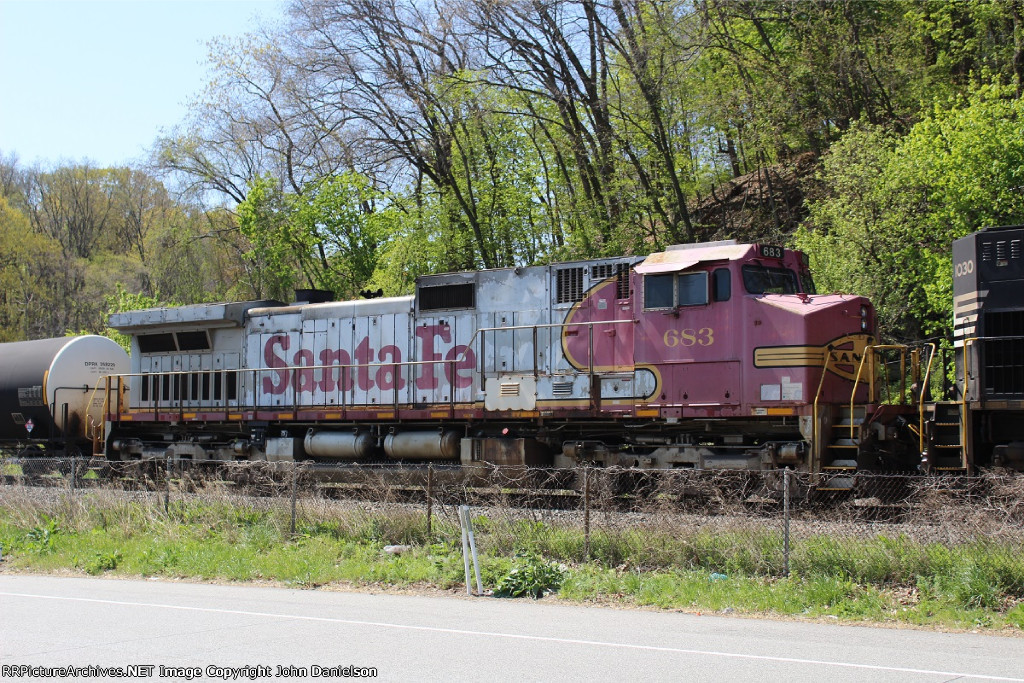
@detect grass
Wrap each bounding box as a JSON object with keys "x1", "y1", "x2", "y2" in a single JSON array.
[{"x1": 1, "y1": 488, "x2": 1023, "y2": 632}]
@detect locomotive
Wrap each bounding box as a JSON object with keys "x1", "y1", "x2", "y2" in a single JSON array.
[
  {"x1": 951, "y1": 225, "x2": 1024, "y2": 470},
  {"x1": 2, "y1": 232, "x2": 1021, "y2": 483},
  {"x1": 99, "y1": 239, "x2": 895, "y2": 483}
]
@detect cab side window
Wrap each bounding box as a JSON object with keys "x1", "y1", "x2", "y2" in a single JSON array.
[
  {"x1": 742, "y1": 265, "x2": 799, "y2": 294},
  {"x1": 644, "y1": 274, "x2": 675, "y2": 309},
  {"x1": 712, "y1": 268, "x2": 731, "y2": 302},
  {"x1": 677, "y1": 272, "x2": 709, "y2": 306},
  {"x1": 643, "y1": 271, "x2": 709, "y2": 309}
]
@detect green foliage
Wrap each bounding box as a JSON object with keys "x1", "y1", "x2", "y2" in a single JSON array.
[
  {"x1": 494, "y1": 552, "x2": 568, "y2": 598},
  {"x1": 293, "y1": 173, "x2": 397, "y2": 299},
  {"x1": 6, "y1": 2, "x2": 1024, "y2": 332},
  {"x1": 798, "y1": 83, "x2": 1024, "y2": 340},
  {"x1": 3, "y1": 489, "x2": 1024, "y2": 629},
  {"x1": 236, "y1": 174, "x2": 297, "y2": 301},
  {"x1": 0, "y1": 196, "x2": 65, "y2": 341},
  {"x1": 23, "y1": 516, "x2": 61, "y2": 554},
  {"x1": 80, "y1": 550, "x2": 123, "y2": 575},
  {"x1": 236, "y1": 172, "x2": 397, "y2": 300}
]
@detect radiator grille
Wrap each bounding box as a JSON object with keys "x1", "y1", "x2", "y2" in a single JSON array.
[
  {"x1": 556, "y1": 267, "x2": 585, "y2": 303},
  {"x1": 591, "y1": 263, "x2": 630, "y2": 299}
]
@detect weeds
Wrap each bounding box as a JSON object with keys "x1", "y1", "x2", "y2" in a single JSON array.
[
  {"x1": 494, "y1": 552, "x2": 568, "y2": 598},
  {"x1": 23, "y1": 516, "x2": 61, "y2": 554},
  {"x1": 80, "y1": 550, "x2": 122, "y2": 575},
  {"x1": 2, "y1": 466, "x2": 1024, "y2": 632}
]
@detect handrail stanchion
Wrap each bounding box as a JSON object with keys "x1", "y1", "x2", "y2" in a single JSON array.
[
  {"x1": 918, "y1": 343, "x2": 937, "y2": 456},
  {"x1": 961, "y1": 337, "x2": 979, "y2": 469},
  {"x1": 812, "y1": 351, "x2": 833, "y2": 474},
  {"x1": 850, "y1": 349, "x2": 871, "y2": 442}
]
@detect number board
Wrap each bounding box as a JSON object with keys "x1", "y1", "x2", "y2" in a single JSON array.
[{"x1": 759, "y1": 245, "x2": 785, "y2": 259}]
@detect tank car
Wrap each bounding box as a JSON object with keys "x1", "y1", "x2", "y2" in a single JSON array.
[
  {"x1": 0, "y1": 335, "x2": 129, "y2": 455},
  {"x1": 99, "y1": 239, "x2": 911, "y2": 481}
]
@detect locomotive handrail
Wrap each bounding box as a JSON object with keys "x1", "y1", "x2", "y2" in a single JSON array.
[
  {"x1": 961, "y1": 336, "x2": 980, "y2": 470},
  {"x1": 918, "y1": 342, "x2": 937, "y2": 455},
  {"x1": 849, "y1": 345, "x2": 906, "y2": 442},
  {"x1": 811, "y1": 350, "x2": 834, "y2": 473},
  {"x1": 105, "y1": 317, "x2": 638, "y2": 417}
]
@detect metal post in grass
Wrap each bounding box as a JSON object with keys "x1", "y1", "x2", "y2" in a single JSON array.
[
  {"x1": 426, "y1": 464, "x2": 434, "y2": 539},
  {"x1": 783, "y1": 468, "x2": 790, "y2": 577},
  {"x1": 290, "y1": 462, "x2": 298, "y2": 536},
  {"x1": 583, "y1": 466, "x2": 591, "y2": 561},
  {"x1": 458, "y1": 505, "x2": 482, "y2": 596}
]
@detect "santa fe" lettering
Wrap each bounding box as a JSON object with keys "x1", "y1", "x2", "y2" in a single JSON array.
[{"x1": 261, "y1": 324, "x2": 475, "y2": 395}]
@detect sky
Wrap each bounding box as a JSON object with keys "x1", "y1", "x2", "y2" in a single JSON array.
[{"x1": 0, "y1": 0, "x2": 286, "y2": 169}]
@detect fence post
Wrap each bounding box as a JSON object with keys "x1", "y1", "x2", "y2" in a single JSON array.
[
  {"x1": 164, "y1": 455, "x2": 171, "y2": 515},
  {"x1": 68, "y1": 456, "x2": 77, "y2": 521},
  {"x1": 783, "y1": 468, "x2": 791, "y2": 578},
  {"x1": 426, "y1": 464, "x2": 434, "y2": 539},
  {"x1": 290, "y1": 463, "x2": 298, "y2": 536},
  {"x1": 583, "y1": 466, "x2": 591, "y2": 562}
]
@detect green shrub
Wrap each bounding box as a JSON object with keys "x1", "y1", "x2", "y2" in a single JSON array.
[
  {"x1": 495, "y1": 552, "x2": 568, "y2": 598},
  {"x1": 81, "y1": 550, "x2": 122, "y2": 575},
  {"x1": 24, "y1": 516, "x2": 61, "y2": 554}
]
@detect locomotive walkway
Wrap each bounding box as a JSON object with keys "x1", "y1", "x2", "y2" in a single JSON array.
[{"x1": 0, "y1": 575, "x2": 1021, "y2": 682}]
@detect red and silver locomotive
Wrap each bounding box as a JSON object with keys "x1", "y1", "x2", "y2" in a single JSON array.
[{"x1": 94, "y1": 239, "x2": 905, "y2": 479}]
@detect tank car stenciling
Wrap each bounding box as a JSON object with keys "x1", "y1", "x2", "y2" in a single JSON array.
[
  {"x1": 97, "y1": 239, "x2": 896, "y2": 474},
  {"x1": 0, "y1": 335, "x2": 129, "y2": 452}
]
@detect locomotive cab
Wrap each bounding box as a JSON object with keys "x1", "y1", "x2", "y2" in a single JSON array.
[
  {"x1": 630, "y1": 241, "x2": 872, "y2": 410},
  {"x1": 556, "y1": 239, "x2": 882, "y2": 471}
]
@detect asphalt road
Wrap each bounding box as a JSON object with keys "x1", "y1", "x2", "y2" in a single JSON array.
[{"x1": 0, "y1": 575, "x2": 1022, "y2": 682}]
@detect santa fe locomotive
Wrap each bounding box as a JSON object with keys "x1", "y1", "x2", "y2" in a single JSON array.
[{"x1": 3, "y1": 232, "x2": 1022, "y2": 484}]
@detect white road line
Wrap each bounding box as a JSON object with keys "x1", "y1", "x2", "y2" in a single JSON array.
[{"x1": 1, "y1": 590, "x2": 1021, "y2": 681}]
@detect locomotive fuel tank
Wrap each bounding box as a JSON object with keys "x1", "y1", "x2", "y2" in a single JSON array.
[{"x1": 0, "y1": 335, "x2": 129, "y2": 444}]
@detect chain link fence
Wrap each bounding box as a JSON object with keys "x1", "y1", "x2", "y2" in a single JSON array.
[{"x1": 3, "y1": 456, "x2": 1023, "y2": 601}]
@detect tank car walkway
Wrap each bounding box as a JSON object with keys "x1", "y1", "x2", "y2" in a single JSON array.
[{"x1": 0, "y1": 575, "x2": 1021, "y2": 682}]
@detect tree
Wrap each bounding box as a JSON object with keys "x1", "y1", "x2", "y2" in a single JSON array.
[
  {"x1": 155, "y1": 29, "x2": 353, "y2": 206},
  {"x1": 291, "y1": 172, "x2": 395, "y2": 298},
  {"x1": 797, "y1": 83, "x2": 1024, "y2": 340},
  {"x1": 236, "y1": 174, "x2": 299, "y2": 301},
  {"x1": 236, "y1": 171, "x2": 395, "y2": 300},
  {"x1": 0, "y1": 196, "x2": 66, "y2": 340}
]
